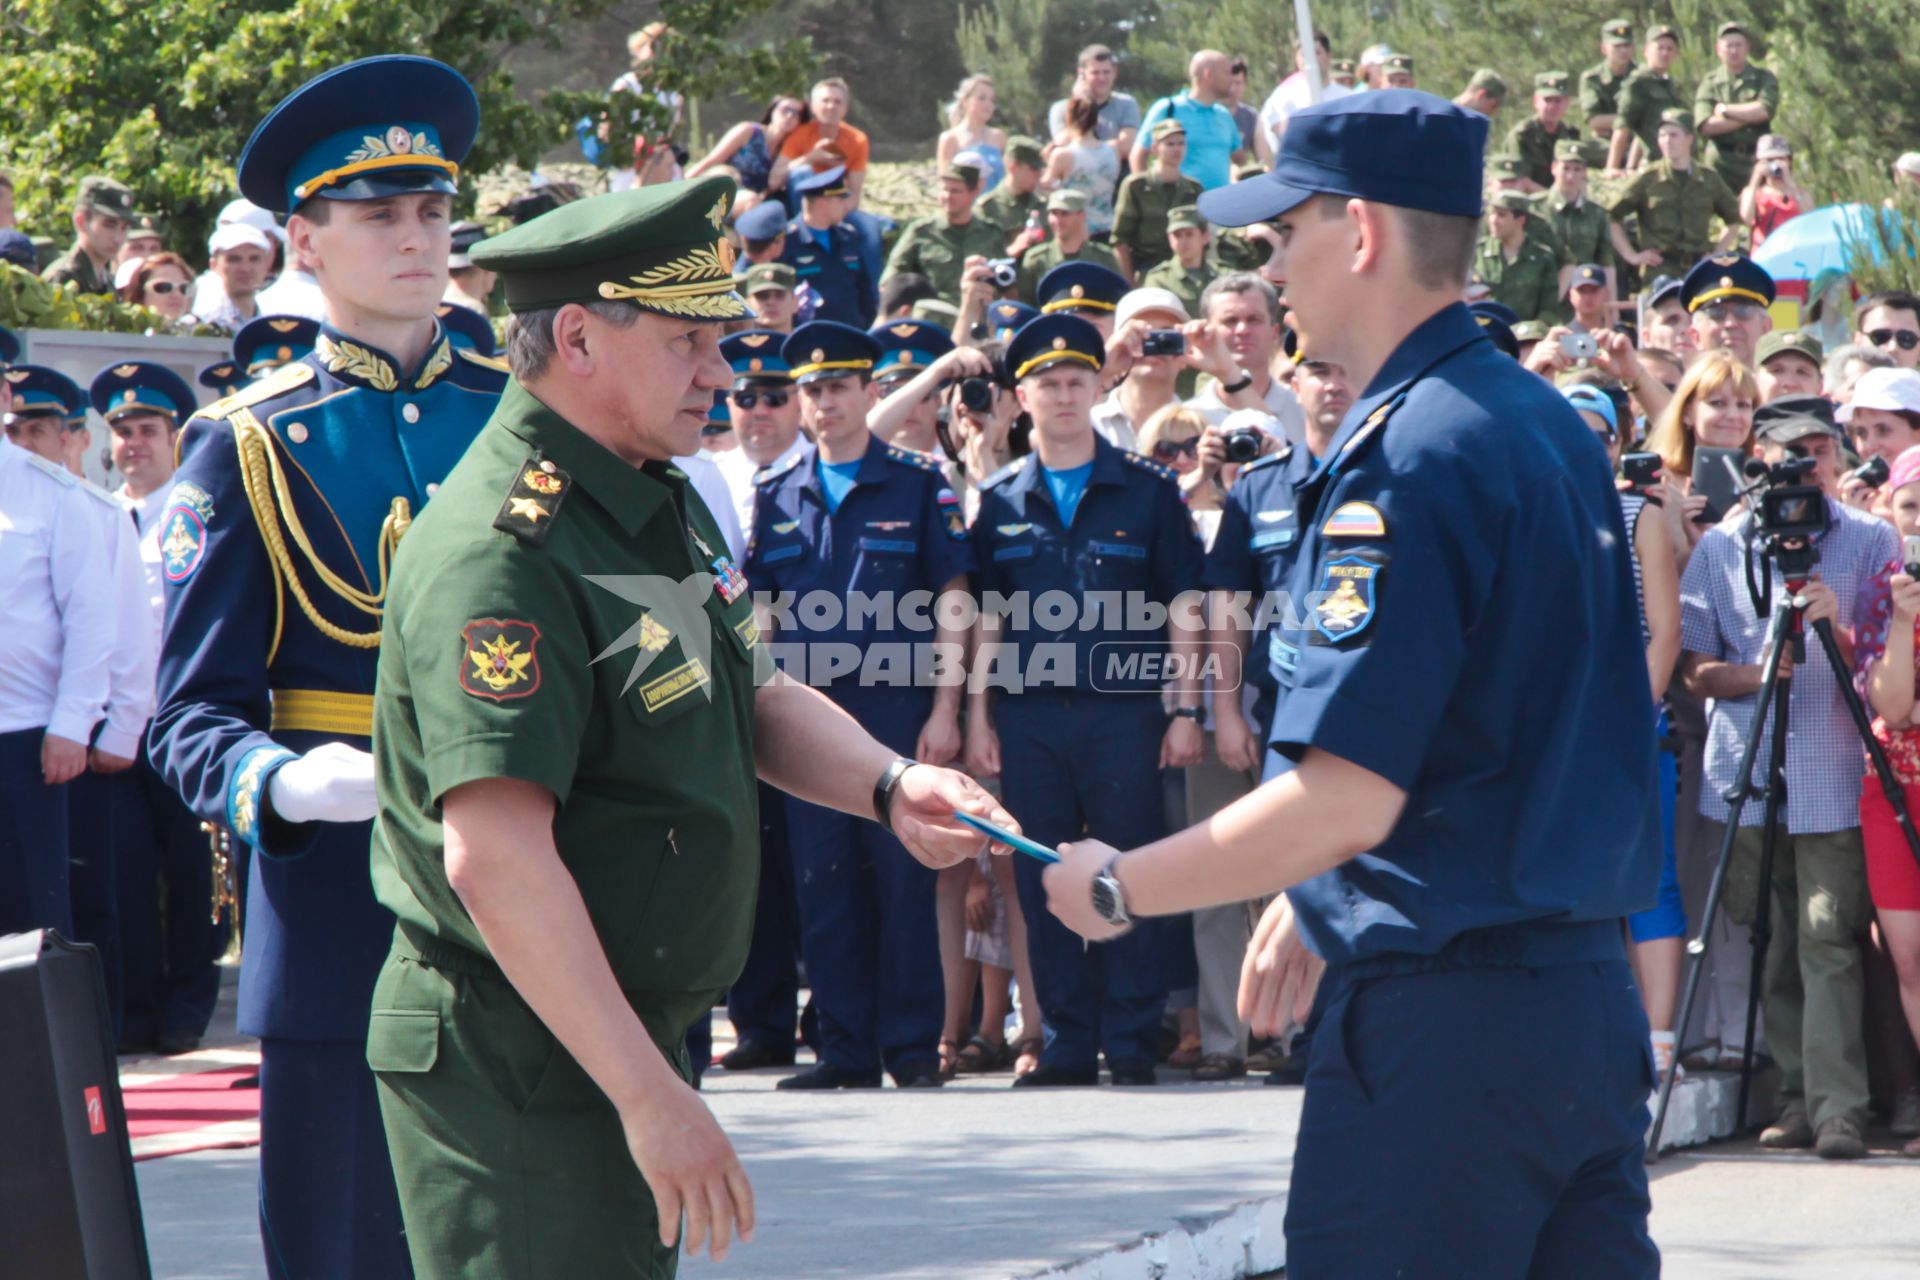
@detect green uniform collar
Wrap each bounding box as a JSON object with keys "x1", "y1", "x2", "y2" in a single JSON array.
[{"x1": 496, "y1": 379, "x2": 682, "y2": 537}]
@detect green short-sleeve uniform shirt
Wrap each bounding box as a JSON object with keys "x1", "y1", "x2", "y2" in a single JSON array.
[
  {"x1": 1505, "y1": 118, "x2": 1582, "y2": 190},
  {"x1": 1693, "y1": 64, "x2": 1780, "y2": 190},
  {"x1": 1140, "y1": 257, "x2": 1219, "y2": 317},
  {"x1": 1473, "y1": 236, "x2": 1562, "y2": 323},
  {"x1": 881, "y1": 214, "x2": 1010, "y2": 305},
  {"x1": 1112, "y1": 171, "x2": 1205, "y2": 272},
  {"x1": 975, "y1": 181, "x2": 1042, "y2": 238},
  {"x1": 1617, "y1": 71, "x2": 1684, "y2": 155},
  {"x1": 372, "y1": 378, "x2": 765, "y2": 1047},
  {"x1": 1579, "y1": 59, "x2": 1636, "y2": 128},
  {"x1": 1534, "y1": 190, "x2": 1615, "y2": 270},
  {"x1": 1610, "y1": 160, "x2": 1742, "y2": 273}
]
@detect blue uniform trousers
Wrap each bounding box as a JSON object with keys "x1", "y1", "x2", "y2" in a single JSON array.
[
  {"x1": 117, "y1": 745, "x2": 229, "y2": 1044},
  {"x1": 727, "y1": 780, "x2": 802, "y2": 1052},
  {"x1": 1286, "y1": 930, "x2": 1658, "y2": 1279},
  {"x1": 783, "y1": 690, "x2": 942, "y2": 1079},
  {"x1": 259, "y1": 1037, "x2": 412, "y2": 1280},
  {"x1": 0, "y1": 727, "x2": 72, "y2": 937},
  {"x1": 66, "y1": 767, "x2": 125, "y2": 1035},
  {"x1": 1000, "y1": 694, "x2": 1170, "y2": 1070}
]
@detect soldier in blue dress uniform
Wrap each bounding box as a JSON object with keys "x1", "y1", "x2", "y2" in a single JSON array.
[
  {"x1": 432, "y1": 301, "x2": 497, "y2": 356},
  {"x1": 1034, "y1": 261, "x2": 1132, "y2": 337},
  {"x1": 966, "y1": 313, "x2": 1207, "y2": 1087},
  {"x1": 199, "y1": 359, "x2": 243, "y2": 399},
  {"x1": 778, "y1": 164, "x2": 877, "y2": 328},
  {"x1": 746, "y1": 321, "x2": 975, "y2": 1088},
  {"x1": 1043, "y1": 91, "x2": 1661, "y2": 1275},
  {"x1": 145, "y1": 55, "x2": 505, "y2": 1280},
  {"x1": 233, "y1": 314, "x2": 321, "y2": 382}
]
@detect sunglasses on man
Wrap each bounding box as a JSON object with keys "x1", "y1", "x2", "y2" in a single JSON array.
[
  {"x1": 731, "y1": 389, "x2": 790, "y2": 409},
  {"x1": 1868, "y1": 327, "x2": 1920, "y2": 351}
]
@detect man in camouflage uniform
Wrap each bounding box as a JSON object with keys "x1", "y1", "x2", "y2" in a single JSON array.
[
  {"x1": 1608, "y1": 110, "x2": 1742, "y2": 278},
  {"x1": 880, "y1": 161, "x2": 1006, "y2": 306},
  {"x1": 1694, "y1": 21, "x2": 1780, "y2": 191},
  {"x1": 1579, "y1": 19, "x2": 1636, "y2": 140},
  {"x1": 1505, "y1": 72, "x2": 1581, "y2": 190},
  {"x1": 1609, "y1": 24, "x2": 1683, "y2": 171},
  {"x1": 1533, "y1": 138, "x2": 1614, "y2": 303},
  {"x1": 1474, "y1": 191, "x2": 1561, "y2": 323}
]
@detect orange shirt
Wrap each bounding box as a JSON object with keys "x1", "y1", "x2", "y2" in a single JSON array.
[{"x1": 778, "y1": 120, "x2": 871, "y2": 173}]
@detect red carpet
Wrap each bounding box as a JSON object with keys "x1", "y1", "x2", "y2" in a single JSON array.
[{"x1": 121, "y1": 1064, "x2": 261, "y2": 1162}]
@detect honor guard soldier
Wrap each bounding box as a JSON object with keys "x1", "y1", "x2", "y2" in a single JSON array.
[
  {"x1": 743, "y1": 320, "x2": 975, "y2": 1089},
  {"x1": 966, "y1": 313, "x2": 1206, "y2": 1087},
  {"x1": 144, "y1": 56, "x2": 503, "y2": 1280},
  {"x1": 1681, "y1": 251, "x2": 1776, "y2": 369},
  {"x1": 433, "y1": 301, "x2": 497, "y2": 356},
  {"x1": 92, "y1": 361, "x2": 231, "y2": 1054},
  {"x1": 1034, "y1": 259, "x2": 1130, "y2": 338},
  {"x1": 232, "y1": 313, "x2": 321, "y2": 382},
  {"x1": 1045, "y1": 90, "x2": 1662, "y2": 1276},
  {"x1": 868, "y1": 317, "x2": 955, "y2": 456},
  {"x1": 366, "y1": 174, "x2": 1010, "y2": 1273},
  {"x1": 779, "y1": 163, "x2": 877, "y2": 328},
  {"x1": 0, "y1": 361, "x2": 116, "y2": 938}
]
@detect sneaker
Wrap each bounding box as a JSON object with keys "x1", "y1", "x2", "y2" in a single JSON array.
[
  {"x1": 1191, "y1": 1053, "x2": 1246, "y2": 1082},
  {"x1": 774, "y1": 1061, "x2": 881, "y2": 1091},
  {"x1": 1891, "y1": 1089, "x2": 1920, "y2": 1139},
  {"x1": 1758, "y1": 1102, "x2": 1813, "y2": 1149},
  {"x1": 1814, "y1": 1115, "x2": 1868, "y2": 1160}
]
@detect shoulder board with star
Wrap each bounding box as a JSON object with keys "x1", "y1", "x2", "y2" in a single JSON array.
[
  {"x1": 493, "y1": 450, "x2": 572, "y2": 547},
  {"x1": 1239, "y1": 444, "x2": 1292, "y2": 475},
  {"x1": 196, "y1": 362, "x2": 317, "y2": 424},
  {"x1": 884, "y1": 444, "x2": 944, "y2": 475},
  {"x1": 456, "y1": 348, "x2": 509, "y2": 376},
  {"x1": 1121, "y1": 451, "x2": 1180, "y2": 484},
  {"x1": 755, "y1": 451, "x2": 806, "y2": 487},
  {"x1": 980, "y1": 459, "x2": 1024, "y2": 490},
  {"x1": 18, "y1": 449, "x2": 80, "y2": 489}
]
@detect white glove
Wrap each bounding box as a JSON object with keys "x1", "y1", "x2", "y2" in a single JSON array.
[{"x1": 267, "y1": 741, "x2": 378, "y2": 825}]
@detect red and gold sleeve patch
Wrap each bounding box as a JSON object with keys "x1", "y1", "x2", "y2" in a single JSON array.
[{"x1": 460, "y1": 618, "x2": 543, "y2": 701}]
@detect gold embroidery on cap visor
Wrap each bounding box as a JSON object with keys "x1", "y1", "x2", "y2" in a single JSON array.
[
  {"x1": 1013, "y1": 349, "x2": 1102, "y2": 380},
  {"x1": 596, "y1": 240, "x2": 751, "y2": 319}
]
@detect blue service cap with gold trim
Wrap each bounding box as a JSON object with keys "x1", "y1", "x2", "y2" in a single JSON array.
[
  {"x1": 1200, "y1": 89, "x2": 1488, "y2": 227},
  {"x1": 1005, "y1": 313, "x2": 1106, "y2": 383},
  {"x1": 5, "y1": 364, "x2": 87, "y2": 421},
  {"x1": 1681, "y1": 253, "x2": 1775, "y2": 313},
  {"x1": 233, "y1": 314, "x2": 321, "y2": 375},
  {"x1": 870, "y1": 318, "x2": 954, "y2": 380},
  {"x1": 784, "y1": 320, "x2": 881, "y2": 385},
  {"x1": 435, "y1": 304, "x2": 497, "y2": 357},
  {"x1": 985, "y1": 300, "x2": 1039, "y2": 342},
  {"x1": 198, "y1": 361, "x2": 242, "y2": 395},
  {"x1": 1468, "y1": 300, "x2": 1521, "y2": 359},
  {"x1": 237, "y1": 55, "x2": 480, "y2": 214},
  {"x1": 1036, "y1": 261, "x2": 1130, "y2": 315},
  {"x1": 720, "y1": 329, "x2": 793, "y2": 382},
  {"x1": 0, "y1": 325, "x2": 18, "y2": 367},
  {"x1": 791, "y1": 164, "x2": 850, "y2": 198},
  {"x1": 708, "y1": 387, "x2": 733, "y2": 425},
  {"x1": 89, "y1": 360, "x2": 196, "y2": 425}
]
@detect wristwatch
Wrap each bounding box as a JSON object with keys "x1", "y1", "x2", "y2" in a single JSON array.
[
  {"x1": 872, "y1": 757, "x2": 915, "y2": 835},
  {"x1": 1219, "y1": 370, "x2": 1255, "y2": 396},
  {"x1": 1170, "y1": 705, "x2": 1205, "y2": 727},
  {"x1": 1090, "y1": 853, "x2": 1134, "y2": 930}
]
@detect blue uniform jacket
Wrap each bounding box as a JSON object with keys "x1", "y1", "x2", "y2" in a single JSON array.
[
  {"x1": 147, "y1": 323, "x2": 506, "y2": 1039},
  {"x1": 972, "y1": 437, "x2": 1203, "y2": 696},
  {"x1": 779, "y1": 218, "x2": 877, "y2": 329},
  {"x1": 1267, "y1": 302, "x2": 1658, "y2": 966},
  {"x1": 1203, "y1": 441, "x2": 1317, "y2": 697},
  {"x1": 745, "y1": 436, "x2": 973, "y2": 703}
]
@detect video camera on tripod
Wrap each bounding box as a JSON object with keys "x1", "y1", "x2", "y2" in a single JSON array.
[{"x1": 1742, "y1": 450, "x2": 1829, "y2": 614}]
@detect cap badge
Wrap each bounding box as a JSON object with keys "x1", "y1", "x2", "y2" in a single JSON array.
[
  {"x1": 889, "y1": 324, "x2": 917, "y2": 338},
  {"x1": 812, "y1": 348, "x2": 826, "y2": 363},
  {"x1": 1720, "y1": 276, "x2": 1733, "y2": 289},
  {"x1": 748, "y1": 358, "x2": 763, "y2": 372},
  {"x1": 740, "y1": 334, "x2": 771, "y2": 348},
  {"x1": 277, "y1": 345, "x2": 293, "y2": 361},
  {"x1": 269, "y1": 319, "x2": 300, "y2": 333},
  {"x1": 121, "y1": 389, "x2": 137, "y2": 403},
  {"x1": 111, "y1": 363, "x2": 140, "y2": 378},
  {"x1": 1052, "y1": 337, "x2": 1067, "y2": 351},
  {"x1": 900, "y1": 353, "x2": 916, "y2": 365},
  {"x1": 1070, "y1": 285, "x2": 1086, "y2": 299},
  {"x1": 707, "y1": 196, "x2": 729, "y2": 232},
  {"x1": 1711, "y1": 255, "x2": 1740, "y2": 267}
]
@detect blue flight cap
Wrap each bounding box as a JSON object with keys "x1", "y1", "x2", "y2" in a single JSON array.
[
  {"x1": 1036, "y1": 261, "x2": 1131, "y2": 315},
  {"x1": 1646, "y1": 274, "x2": 1684, "y2": 310},
  {"x1": 985, "y1": 300, "x2": 1039, "y2": 342},
  {"x1": 790, "y1": 164, "x2": 850, "y2": 198},
  {"x1": 719, "y1": 329, "x2": 793, "y2": 383},
  {"x1": 1199, "y1": 89, "x2": 1489, "y2": 227},
  {"x1": 233, "y1": 314, "x2": 321, "y2": 375},
  {"x1": 0, "y1": 325, "x2": 19, "y2": 367},
  {"x1": 88, "y1": 360, "x2": 197, "y2": 425},
  {"x1": 735, "y1": 201, "x2": 788, "y2": 243},
  {"x1": 435, "y1": 304, "x2": 497, "y2": 356},
  {"x1": 869, "y1": 318, "x2": 955, "y2": 380},
  {"x1": 1680, "y1": 252, "x2": 1775, "y2": 313},
  {"x1": 198, "y1": 360, "x2": 242, "y2": 395},
  {"x1": 237, "y1": 56, "x2": 481, "y2": 214},
  {"x1": 784, "y1": 320, "x2": 881, "y2": 385},
  {"x1": 1004, "y1": 313, "x2": 1106, "y2": 383},
  {"x1": 1562, "y1": 384, "x2": 1618, "y2": 434},
  {"x1": 5, "y1": 364, "x2": 88, "y2": 421},
  {"x1": 1467, "y1": 301, "x2": 1520, "y2": 358},
  {"x1": 1570, "y1": 263, "x2": 1608, "y2": 289}
]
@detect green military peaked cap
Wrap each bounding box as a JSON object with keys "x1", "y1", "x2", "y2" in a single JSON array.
[{"x1": 471, "y1": 173, "x2": 752, "y2": 320}]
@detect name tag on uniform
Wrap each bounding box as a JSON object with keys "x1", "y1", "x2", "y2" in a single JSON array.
[
  {"x1": 993, "y1": 544, "x2": 1034, "y2": 562},
  {"x1": 760, "y1": 544, "x2": 804, "y2": 565},
  {"x1": 1088, "y1": 540, "x2": 1146, "y2": 559},
  {"x1": 1250, "y1": 529, "x2": 1296, "y2": 551},
  {"x1": 858, "y1": 537, "x2": 917, "y2": 554}
]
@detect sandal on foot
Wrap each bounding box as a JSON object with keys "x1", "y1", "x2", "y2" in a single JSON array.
[
  {"x1": 1167, "y1": 1033, "x2": 1203, "y2": 1070},
  {"x1": 954, "y1": 1034, "x2": 1009, "y2": 1074},
  {"x1": 1012, "y1": 1036, "x2": 1044, "y2": 1077},
  {"x1": 937, "y1": 1038, "x2": 961, "y2": 1080}
]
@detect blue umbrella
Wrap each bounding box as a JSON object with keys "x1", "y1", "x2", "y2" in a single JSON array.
[{"x1": 1752, "y1": 202, "x2": 1915, "y2": 283}]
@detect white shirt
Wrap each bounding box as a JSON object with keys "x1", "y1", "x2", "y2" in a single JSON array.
[
  {"x1": 255, "y1": 268, "x2": 329, "y2": 322},
  {"x1": 0, "y1": 439, "x2": 113, "y2": 742},
  {"x1": 72, "y1": 478, "x2": 155, "y2": 758},
  {"x1": 1186, "y1": 376, "x2": 1307, "y2": 446},
  {"x1": 672, "y1": 451, "x2": 746, "y2": 563},
  {"x1": 716, "y1": 437, "x2": 808, "y2": 538},
  {"x1": 117, "y1": 483, "x2": 171, "y2": 671},
  {"x1": 1091, "y1": 394, "x2": 1141, "y2": 454},
  {"x1": 1258, "y1": 73, "x2": 1355, "y2": 155}
]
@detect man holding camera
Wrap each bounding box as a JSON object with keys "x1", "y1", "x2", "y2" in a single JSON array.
[
  {"x1": 1184, "y1": 273, "x2": 1304, "y2": 441},
  {"x1": 1677, "y1": 399, "x2": 1895, "y2": 1159},
  {"x1": 881, "y1": 161, "x2": 1005, "y2": 309}
]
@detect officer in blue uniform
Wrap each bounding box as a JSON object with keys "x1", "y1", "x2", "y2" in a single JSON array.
[
  {"x1": 199, "y1": 359, "x2": 243, "y2": 399},
  {"x1": 1034, "y1": 260, "x2": 1132, "y2": 337},
  {"x1": 1042, "y1": 91, "x2": 1660, "y2": 1275},
  {"x1": 981, "y1": 298, "x2": 1039, "y2": 345},
  {"x1": 1468, "y1": 298, "x2": 1524, "y2": 358},
  {"x1": 145, "y1": 56, "x2": 505, "y2": 1280},
  {"x1": 967, "y1": 313, "x2": 1206, "y2": 1087},
  {"x1": 779, "y1": 164, "x2": 877, "y2": 329},
  {"x1": 233, "y1": 314, "x2": 321, "y2": 382},
  {"x1": 868, "y1": 317, "x2": 955, "y2": 456},
  {"x1": 432, "y1": 301, "x2": 497, "y2": 356},
  {"x1": 748, "y1": 321, "x2": 974, "y2": 1089}
]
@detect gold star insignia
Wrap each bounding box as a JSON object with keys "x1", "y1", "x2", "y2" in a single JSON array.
[{"x1": 508, "y1": 497, "x2": 549, "y2": 522}]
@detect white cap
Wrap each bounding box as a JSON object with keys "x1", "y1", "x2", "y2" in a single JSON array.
[
  {"x1": 1897, "y1": 153, "x2": 1920, "y2": 179},
  {"x1": 1755, "y1": 134, "x2": 1790, "y2": 159},
  {"x1": 1838, "y1": 367, "x2": 1920, "y2": 422},
  {"x1": 1221, "y1": 406, "x2": 1287, "y2": 438},
  {"x1": 113, "y1": 256, "x2": 146, "y2": 292},
  {"x1": 217, "y1": 197, "x2": 287, "y2": 244},
  {"x1": 208, "y1": 222, "x2": 273, "y2": 256},
  {"x1": 1115, "y1": 287, "x2": 1189, "y2": 330}
]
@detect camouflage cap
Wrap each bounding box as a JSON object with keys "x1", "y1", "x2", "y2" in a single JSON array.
[
  {"x1": 1756, "y1": 329, "x2": 1825, "y2": 368},
  {"x1": 1046, "y1": 188, "x2": 1088, "y2": 214},
  {"x1": 1513, "y1": 319, "x2": 1552, "y2": 342},
  {"x1": 1534, "y1": 71, "x2": 1571, "y2": 96},
  {"x1": 1647, "y1": 23, "x2": 1680, "y2": 43},
  {"x1": 1602, "y1": 18, "x2": 1632, "y2": 44},
  {"x1": 1717, "y1": 20, "x2": 1750, "y2": 39},
  {"x1": 1384, "y1": 54, "x2": 1416, "y2": 74},
  {"x1": 1467, "y1": 68, "x2": 1509, "y2": 100},
  {"x1": 1331, "y1": 59, "x2": 1357, "y2": 77},
  {"x1": 742, "y1": 261, "x2": 797, "y2": 295},
  {"x1": 1005, "y1": 135, "x2": 1045, "y2": 168},
  {"x1": 1487, "y1": 153, "x2": 1527, "y2": 180},
  {"x1": 1150, "y1": 118, "x2": 1188, "y2": 145},
  {"x1": 1553, "y1": 139, "x2": 1588, "y2": 163},
  {"x1": 1166, "y1": 205, "x2": 1207, "y2": 232},
  {"x1": 1658, "y1": 107, "x2": 1696, "y2": 133},
  {"x1": 1490, "y1": 190, "x2": 1534, "y2": 215},
  {"x1": 75, "y1": 175, "x2": 135, "y2": 222}
]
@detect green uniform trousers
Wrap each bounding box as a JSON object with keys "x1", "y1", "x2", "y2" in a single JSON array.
[
  {"x1": 1725, "y1": 823, "x2": 1872, "y2": 1129},
  {"x1": 369, "y1": 944, "x2": 687, "y2": 1278}
]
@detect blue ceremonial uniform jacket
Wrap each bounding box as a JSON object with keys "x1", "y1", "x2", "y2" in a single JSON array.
[
  {"x1": 1268, "y1": 302, "x2": 1658, "y2": 967},
  {"x1": 1203, "y1": 441, "x2": 1317, "y2": 700},
  {"x1": 147, "y1": 323, "x2": 506, "y2": 1040},
  {"x1": 745, "y1": 436, "x2": 973, "y2": 701},
  {"x1": 973, "y1": 437, "x2": 1203, "y2": 696},
  {"x1": 779, "y1": 218, "x2": 877, "y2": 329}
]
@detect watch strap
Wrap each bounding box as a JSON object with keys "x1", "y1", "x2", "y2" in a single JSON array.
[{"x1": 872, "y1": 757, "x2": 915, "y2": 835}]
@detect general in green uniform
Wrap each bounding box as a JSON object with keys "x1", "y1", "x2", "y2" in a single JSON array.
[
  {"x1": 975, "y1": 135, "x2": 1046, "y2": 237},
  {"x1": 1578, "y1": 19, "x2": 1636, "y2": 136},
  {"x1": 880, "y1": 162, "x2": 1008, "y2": 305},
  {"x1": 1474, "y1": 192, "x2": 1562, "y2": 323},
  {"x1": 1504, "y1": 72, "x2": 1581, "y2": 189},
  {"x1": 1609, "y1": 111, "x2": 1741, "y2": 276},
  {"x1": 1693, "y1": 23, "x2": 1780, "y2": 191}
]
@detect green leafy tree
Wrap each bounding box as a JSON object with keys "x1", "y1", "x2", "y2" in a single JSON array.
[{"x1": 957, "y1": 0, "x2": 1059, "y2": 136}]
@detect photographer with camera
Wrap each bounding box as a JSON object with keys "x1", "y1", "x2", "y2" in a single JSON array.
[
  {"x1": 867, "y1": 339, "x2": 1019, "y2": 501},
  {"x1": 1677, "y1": 401, "x2": 1897, "y2": 1159},
  {"x1": 1183, "y1": 273, "x2": 1305, "y2": 442},
  {"x1": 1093, "y1": 288, "x2": 1273, "y2": 455},
  {"x1": 1740, "y1": 136, "x2": 1811, "y2": 252},
  {"x1": 1645, "y1": 350, "x2": 1759, "y2": 562}
]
